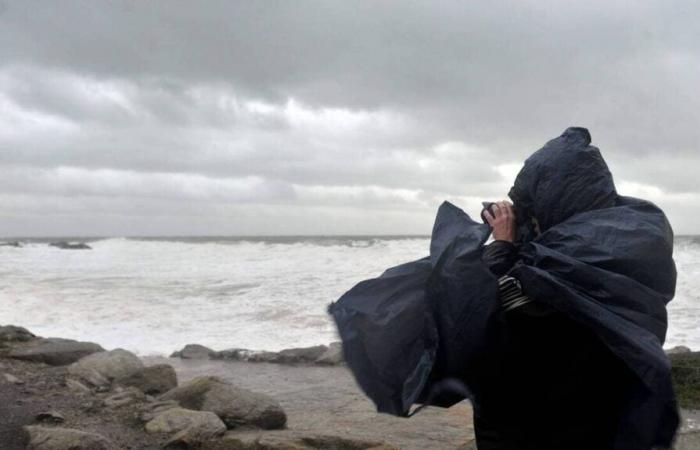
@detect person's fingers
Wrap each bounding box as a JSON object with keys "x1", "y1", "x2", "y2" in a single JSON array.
[
  {"x1": 501, "y1": 201, "x2": 513, "y2": 218},
  {"x1": 491, "y1": 203, "x2": 501, "y2": 218},
  {"x1": 483, "y1": 209, "x2": 495, "y2": 225},
  {"x1": 497, "y1": 201, "x2": 509, "y2": 218}
]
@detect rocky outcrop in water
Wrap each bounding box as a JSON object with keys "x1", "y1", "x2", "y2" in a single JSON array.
[{"x1": 49, "y1": 241, "x2": 92, "y2": 250}]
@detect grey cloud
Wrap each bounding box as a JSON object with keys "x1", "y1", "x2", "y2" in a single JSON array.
[{"x1": 0, "y1": 0, "x2": 698, "y2": 235}]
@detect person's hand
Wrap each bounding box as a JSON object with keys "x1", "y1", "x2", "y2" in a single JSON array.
[{"x1": 483, "y1": 200, "x2": 516, "y2": 243}]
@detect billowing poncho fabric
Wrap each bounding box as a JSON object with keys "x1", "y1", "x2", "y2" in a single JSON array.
[{"x1": 328, "y1": 128, "x2": 678, "y2": 449}]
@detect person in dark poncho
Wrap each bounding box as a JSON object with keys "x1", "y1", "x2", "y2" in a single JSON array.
[
  {"x1": 329, "y1": 127, "x2": 678, "y2": 450},
  {"x1": 475, "y1": 200, "x2": 638, "y2": 449}
]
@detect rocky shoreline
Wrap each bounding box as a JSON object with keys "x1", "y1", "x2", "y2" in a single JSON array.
[
  {"x1": 1, "y1": 325, "x2": 699, "y2": 449},
  {"x1": 170, "y1": 342, "x2": 343, "y2": 366}
]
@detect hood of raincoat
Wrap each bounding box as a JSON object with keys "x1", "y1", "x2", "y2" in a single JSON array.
[{"x1": 508, "y1": 127, "x2": 618, "y2": 237}]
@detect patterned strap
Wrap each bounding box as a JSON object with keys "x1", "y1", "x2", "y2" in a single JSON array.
[{"x1": 498, "y1": 275, "x2": 532, "y2": 312}]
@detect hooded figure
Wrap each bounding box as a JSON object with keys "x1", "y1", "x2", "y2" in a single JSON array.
[{"x1": 329, "y1": 128, "x2": 678, "y2": 450}]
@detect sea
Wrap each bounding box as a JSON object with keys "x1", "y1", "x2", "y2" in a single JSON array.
[{"x1": 1, "y1": 235, "x2": 698, "y2": 356}]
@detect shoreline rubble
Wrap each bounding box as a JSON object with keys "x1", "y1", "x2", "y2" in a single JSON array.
[
  {"x1": 0, "y1": 325, "x2": 396, "y2": 450},
  {"x1": 2, "y1": 324, "x2": 699, "y2": 449}
]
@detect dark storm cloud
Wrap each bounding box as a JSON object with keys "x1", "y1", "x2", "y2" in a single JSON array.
[{"x1": 0, "y1": 0, "x2": 698, "y2": 235}]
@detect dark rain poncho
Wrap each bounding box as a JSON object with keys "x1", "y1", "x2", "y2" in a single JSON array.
[{"x1": 328, "y1": 128, "x2": 678, "y2": 449}]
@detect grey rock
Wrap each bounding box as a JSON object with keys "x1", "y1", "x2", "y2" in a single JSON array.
[
  {"x1": 210, "y1": 348, "x2": 251, "y2": 361},
  {"x1": 211, "y1": 345, "x2": 331, "y2": 365},
  {"x1": 145, "y1": 407, "x2": 226, "y2": 438},
  {"x1": 0, "y1": 241, "x2": 21, "y2": 247},
  {"x1": 171, "y1": 343, "x2": 215, "y2": 359},
  {"x1": 276, "y1": 345, "x2": 328, "y2": 364},
  {"x1": 49, "y1": 241, "x2": 92, "y2": 250},
  {"x1": 211, "y1": 348, "x2": 277, "y2": 363},
  {"x1": 118, "y1": 363, "x2": 178, "y2": 395},
  {"x1": 160, "y1": 376, "x2": 287, "y2": 429},
  {"x1": 68, "y1": 348, "x2": 143, "y2": 386},
  {"x1": 0, "y1": 325, "x2": 35, "y2": 342},
  {"x1": 140, "y1": 399, "x2": 180, "y2": 423},
  {"x1": 4, "y1": 372, "x2": 23, "y2": 384},
  {"x1": 315, "y1": 341, "x2": 344, "y2": 365},
  {"x1": 35, "y1": 410, "x2": 65, "y2": 423},
  {"x1": 248, "y1": 351, "x2": 284, "y2": 363},
  {"x1": 24, "y1": 425, "x2": 117, "y2": 450},
  {"x1": 103, "y1": 386, "x2": 147, "y2": 408},
  {"x1": 9, "y1": 338, "x2": 104, "y2": 366},
  {"x1": 667, "y1": 345, "x2": 692, "y2": 355}
]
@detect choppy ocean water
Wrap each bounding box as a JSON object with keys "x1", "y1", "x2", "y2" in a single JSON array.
[{"x1": 1, "y1": 235, "x2": 698, "y2": 356}]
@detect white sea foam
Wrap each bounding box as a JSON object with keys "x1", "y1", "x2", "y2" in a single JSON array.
[{"x1": 0, "y1": 236, "x2": 697, "y2": 355}]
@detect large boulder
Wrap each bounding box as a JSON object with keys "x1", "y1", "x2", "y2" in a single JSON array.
[
  {"x1": 171, "y1": 344, "x2": 215, "y2": 359},
  {"x1": 118, "y1": 363, "x2": 178, "y2": 395},
  {"x1": 160, "y1": 376, "x2": 286, "y2": 429},
  {"x1": 145, "y1": 407, "x2": 226, "y2": 434},
  {"x1": 9, "y1": 338, "x2": 103, "y2": 366},
  {"x1": 68, "y1": 348, "x2": 144, "y2": 387},
  {"x1": 669, "y1": 351, "x2": 700, "y2": 409},
  {"x1": 0, "y1": 325, "x2": 35, "y2": 343},
  {"x1": 24, "y1": 426, "x2": 117, "y2": 450}
]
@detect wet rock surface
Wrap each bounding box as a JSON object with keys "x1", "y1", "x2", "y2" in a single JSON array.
[
  {"x1": 8, "y1": 338, "x2": 104, "y2": 366},
  {"x1": 172, "y1": 344, "x2": 216, "y2": 360},
  {"x1": 145, "y1": 407, "x2": 226, "y2": 436},
  {"x1": 0, "y1": 325, "x2": 35, "y2": 343},
  {"x1": 119, "y1": 363, "x2": 178, "y2": 395},
  {"x1": 68, "y1": 348, "x2": 144, "y2": 386},
  {"x1": 160, "y1": 376, "x2": 287, "y2": 430}
]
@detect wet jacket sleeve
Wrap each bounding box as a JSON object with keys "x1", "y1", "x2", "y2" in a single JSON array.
[{"x1": 482, "y1": 240, "x2": 519, "y2": 277}]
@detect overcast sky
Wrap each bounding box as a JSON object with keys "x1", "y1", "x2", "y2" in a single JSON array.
[{"x1": 1, "y1": 1, "x2": 698, "y2": 236}]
